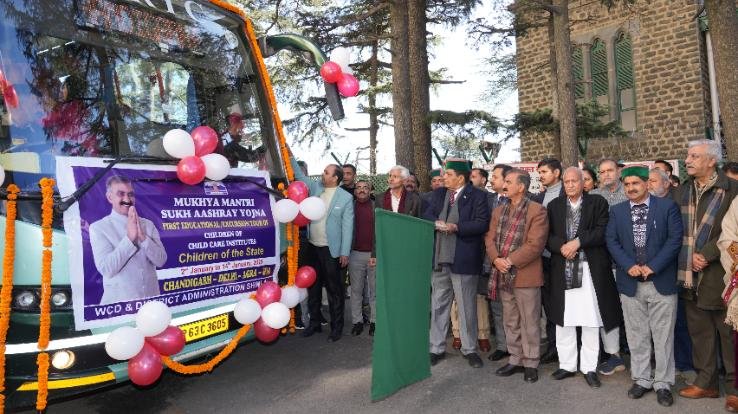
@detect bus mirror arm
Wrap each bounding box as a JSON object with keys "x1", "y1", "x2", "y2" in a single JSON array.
[{"x1": 55, "y1": 157, "x2": 122, "y2": 213}]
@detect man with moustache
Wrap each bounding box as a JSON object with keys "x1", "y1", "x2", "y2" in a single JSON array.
[
  {"x1": 648, "y1": 169, "x2": 672, "y2": 198},
  {"x1": 674, "y1": 140, "x2": 738, "y2": 411},
  {"x1": 606, "y1": 166, "x2": 683, "y2": 406},
  {"x1": 547, "y1": 167, "x2": 621, "y2": 389},
  {"x1": 340, "y1": 164, "x2": 358, "y2": 197},
  {"x1": 89, "y1": 175, "x2": 167, "y2": 304},
  {"x1": 487, "y1": 169, "x2": 548, "y2": 382},
  {"x1": 404, "y1": 174, "x2": 420, "y2": 194},
  {"x1": 348, "y1": 180, "x2": 377, "y2": 336},
  {"x1": 421, "y1": 169, "x2": 445, "y2": 207}
]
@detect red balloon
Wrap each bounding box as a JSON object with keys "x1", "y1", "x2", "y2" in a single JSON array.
[
  {"x1": 127, "y1": 342, "x2": 163, "y2": 386},
  {"x1": 337, "y1": 73, "x2": 359, "y2": 97},
  {"x1": 3, "y1": 84, "x2": 19, "y2": 109},
  {"x1": 320, "y1": 61, "x2": 343, "y2": 83},
  {"x1": 255, "y1": 280, "x2": 281, "y2": 307},
  {"x1": 287, "y1": 181, "x2": 309, "y2": 203},
  {"x1": 177, "y1": 156, "x2": 206, "y2": 185},
  {"x1": 254, "y1": 318, "x2": 280, "y2": 343},
  {"x1": 292, "y1": 213, "x2": 310, "y2": 227},
  {"x1": 146, "y1": 326, "x2": 185, "y2": 356},
  {"x1": 295, "y1": 266, "x2": 317, "y2": 289},
  {"x1": 191, "y1": 126, "x2": 219, "y2": 156}
]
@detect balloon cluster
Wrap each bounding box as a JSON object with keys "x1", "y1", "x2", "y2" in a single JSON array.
[
  {"x1": 163, "y1": 127, "x2": 230, "y2": 185},
  {"x1": 104, "y1": 302, "x2": 185, "y2": 386},
  {"x1": 320, "y1": 47, "x2": 359, "y2": 98},
  {"x1": 273, "y1": 182, "x2": 327, "y2": 227},
  {"x1": 0, "y1": 70, "x2": 19, "y2": 109},
  {"x1": 233, "y1": 267, "x2": 317, "y2": 342}
]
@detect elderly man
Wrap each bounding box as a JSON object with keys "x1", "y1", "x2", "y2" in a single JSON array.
[
  {"x1": 674, "y1": 140, "x2": 738, "y2": 411},
  {"x1": 487, "y1": 169, "x2": 548, "y2": 383},
  {"x1": 546, "y1": 167, "x2": 621, "y2": 389},
  {"x1": 606, "y1": 165, "x2": 683, "y2": 407},
  {"x1": 719, "y1": 197, "x2": 738, "y2": 411},
  {"x1": 424, "y1": 159, "x2": 490, "y2": 368},
  {"x1": 89, "y1": 176, "x2": 167, "y2": 304},
  {"x1": 376, "y1": 165, "x2": 421, "y2": 216},
  {"x1": 648, "y1": 169, "x2": 672, "y2": 198},
  {"x1": 292, "y1": 157, "x2": 354, "y2": 342}
]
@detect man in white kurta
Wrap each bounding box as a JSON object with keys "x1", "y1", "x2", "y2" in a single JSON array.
[{"x1": 89, "y1": 176, "x2": 167, "y2": 304}]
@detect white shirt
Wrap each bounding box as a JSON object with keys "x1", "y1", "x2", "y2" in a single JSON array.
[
  {"x1": 391, "y1": 190, "x2": 402, "y2": 212},
  {"x1": 309, "y1": 187, "x2": 337, "y2": 247},
  {"x1": 89, "y1": 211, "x2": 168, "y2": 304}
]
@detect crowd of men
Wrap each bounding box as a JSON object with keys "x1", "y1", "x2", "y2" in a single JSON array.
[{"x1": 289, "y1": 139, "x2": 738, "y2": 411}]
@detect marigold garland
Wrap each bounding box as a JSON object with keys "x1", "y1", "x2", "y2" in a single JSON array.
[
  {"x1": 0, "y1": 184, "x2": 20, "y2": 412},
  {"x1": 162, "y1": 324, "x2": 251, "y2": 374},
  {"x1": 36, "y1": 177, "x2": 55, "y2": 411}
]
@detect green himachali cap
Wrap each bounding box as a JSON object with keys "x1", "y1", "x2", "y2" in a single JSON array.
[
  {"x1": 444, "y1": 158, "x2": 471, "y2": 173},
  {"x1": 621, "y1": 165, "x2": 649, "y2": 181},
  {"x1": 430, "y1": 169, "x2": 442, "y2": 178}
]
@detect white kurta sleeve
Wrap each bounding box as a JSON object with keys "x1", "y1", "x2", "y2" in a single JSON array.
[{"x1": 89, "y1": 219, "x2": 138, "y2": 279}]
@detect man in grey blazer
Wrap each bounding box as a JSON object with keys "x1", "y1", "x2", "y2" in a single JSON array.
[{"x1": 292, "y1": 158, "x2": 354, "y2": 342}]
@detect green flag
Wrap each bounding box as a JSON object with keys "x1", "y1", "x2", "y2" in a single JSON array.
[{"x1": 371, "y1": 209, "x2": 434, "y2": 401}]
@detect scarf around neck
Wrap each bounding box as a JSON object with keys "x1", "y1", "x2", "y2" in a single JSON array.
[{"x1": 489, "y1": 197, "x2": 529, "y2": 299}]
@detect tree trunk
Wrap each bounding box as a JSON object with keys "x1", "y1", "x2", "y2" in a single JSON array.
[
  {"x1": 390, "y1": 0, "x2": 414, "y2": 169},
  {"x1": 705, "y1": 0, "x2": 738, "y2": 160},
  {"x1": 408, "y1": 0, "x2": 432, "y2": 190},
  {"x1": 369, "y1": 40, "x2": 379, "y2": 176},
  {"x1": 552, "y1": 0, "x2": 577, "y2": 167},
  {"x1": 547, "y1": 11, "x2": 562, "y2": 159}
]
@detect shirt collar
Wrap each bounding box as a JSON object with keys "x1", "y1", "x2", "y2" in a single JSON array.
[{"x1": 629, "y1": 195, "x2": 651, "y2": 208}]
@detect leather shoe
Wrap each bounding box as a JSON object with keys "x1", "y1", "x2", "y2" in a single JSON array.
[
  {"x1": 302, "y1": 325, "x2": 322, "y2": 337},
  {"x1": 368, "y1": 323, "x2": 375, "y2": 336},
  {"x1": 584, "y1": 371, "x2": 601, "y2": 388},
  {"x1": 464, "y1": 353, "x2": 483, "y2": 368},
  {"x1": 350, "y1": 323, "x2": 363, "y2": 336},
  {"x1": 478, "y1": 339, "x2": 491, "y2": 353},
  {"x1": 488, "y1": 350, "x2": 510, "y2": 362},
  {"x1": 430, "y1": 352, "x2": 446, "y2": 366},
  {"x1": 678, "y1": 384, "x2": 719, "y2": 399},
  {"x1": 540, "y1": 349, "x2": 558, "y2": 364},
  {"x1": 656, "y1": 389, "x2": 673, "y2": 407},
  {"x1": 495, "y1": 363, "x2": 524, "y2": 377},
  {"x1": 452, "y1": 337, "x2": 461, "y2": 350},
  {"x1": 551, "y1": 368, "x2": 576, "y2": 380},
  {"x1": 326, "y1": 331, "x2": 342, "y2": 342},
  {"x1": 628, "y1": 384, "x2": 652, "y2": 399},
  {"x1": 524, "y1": 368, "x2": 538, "y2": 383},
  {"x1": 726, "y1": 395, "x2": 738, "y2": 412}
]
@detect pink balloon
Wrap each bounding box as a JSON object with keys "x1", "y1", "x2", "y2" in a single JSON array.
[
  {"x1": 295, "y1": 266, "x2": 317, "y2": 289},
  {"x1": 146, "y1": 326, "x2": 185, "y2": 356},
  {"x1": 191, "y1": 126, "x2": 219, "y2": 156},
  {"x1": 320, "y1": 61, "x2": 343, "y2": 83},
  {"x1": 127, "y1": 342, "x2": 163, "y2": 386},
  {"x1": 337, "y1": 73, "x2": 359, "y2": 97},
  {"x1": 254, "y1": 318, "x2": 280, "y2": 343},
  {"x1": 177, "y1": 156, "x2": 206, "y2": 185},
  {"x1": 287, "y1": 181, "x2": 309, "y2": 203},
  {"x1": 3, "y1": 84, "x2": 18, "y2": 108},
  {"x1": 292, "y1": 213, "x2": 309, "y2": 227},
  {"x1": 255, "y1": 281, "x2": 282, "y2": 308}
]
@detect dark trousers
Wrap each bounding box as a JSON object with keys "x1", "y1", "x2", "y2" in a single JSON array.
[
  {"x1": 307, "y1": 243, "x2": 344, "y2": 334},
  {"x1": 541, "y1": 257, "x2": 556, "y2": 351},
  {"x1": 674, "y1": 295, "x2": 694, "y2": 371},
  {"x1": 685, "y1": 299, "x2": 736, "y2": 394}
]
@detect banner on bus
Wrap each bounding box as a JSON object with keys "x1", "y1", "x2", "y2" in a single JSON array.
[{"x1": 56, "y1": 157, "x2": 279, "y2": 330}]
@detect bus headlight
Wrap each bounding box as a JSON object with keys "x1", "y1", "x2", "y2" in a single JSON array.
[
  {"x1": 51, "y1": 291, "x2": 70, "y2": 307},
  {"x1": 51, "y1": 350, "x2": 76, "y2": 370},
  {"x1": 14, "y1": 290, "x2": 38, "y2": 310}
]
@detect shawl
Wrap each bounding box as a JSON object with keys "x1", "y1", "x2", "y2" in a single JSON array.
[
  {"x1": 565, "y1": 198, "x2": 584, "y2": 290},
  {"x1": 489, "y1": 197, "x2": 529, "y2": 299}
]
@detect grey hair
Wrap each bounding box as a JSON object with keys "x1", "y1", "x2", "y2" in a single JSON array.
[
  {"x1": 650, "y1": 168, "x2": 671, "y2": 184},
  {"x1": 389, "y1": 165, "x2": 410, "y2": 179},
  {"x1": 688, "y1": 139, "x2": 723, "y2": 163},
  {"x1": 508, "y1": 168, "x2": 531, "y2": 192},
  {"x1": 105, "y1": 175, "x2": 132, "y2": 193},
  {"x1": 598, "y1": 158, "x2": 619, "y2": 169},
  {"x1": 562, "y1": 166, "x2": 584, "y2": 182}
]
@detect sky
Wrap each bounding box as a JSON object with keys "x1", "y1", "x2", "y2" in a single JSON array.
[{"x1": 283, "y1": 8, "x2": 520, "y2": 176}]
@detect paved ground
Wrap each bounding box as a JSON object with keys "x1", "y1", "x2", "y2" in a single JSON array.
[{"x1": 18, "y1": 326, "x2": 727, "y2": 414}]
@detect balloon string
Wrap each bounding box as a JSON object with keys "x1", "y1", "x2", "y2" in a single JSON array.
[{"x1": 161, "y1": 324, "x2": 251, "y2": 375}]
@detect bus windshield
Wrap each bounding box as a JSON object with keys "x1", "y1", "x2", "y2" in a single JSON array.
[{"x1": 0, "y1": 0, "x2": 282, "y2": 192}]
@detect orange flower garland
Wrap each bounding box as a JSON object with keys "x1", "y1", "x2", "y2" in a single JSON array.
[
  {"x1": 0, "y1": 184, "x2": 20, "y2": 412},
  {"x1": 36, "y1": 177, "x2": 55, "y2": 411},
  {"x1": 162, "y1": 324, "x2": 251, "y2": 374}
]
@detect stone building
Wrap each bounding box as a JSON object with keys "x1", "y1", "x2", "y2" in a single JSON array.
[{"x1": 515, "y1": 0, "x2": 720, "y2": 163}]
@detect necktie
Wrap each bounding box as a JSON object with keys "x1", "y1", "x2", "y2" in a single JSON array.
[{"x1": 449, "y1": 190, "x2": 456, "y2": 206}]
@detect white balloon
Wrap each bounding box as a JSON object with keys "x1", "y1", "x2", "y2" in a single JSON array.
[
  {"x1": 273, "y1": 199, "x2": 299, "y2": 223},
  {"x1": 260, "y1": 302, "x2": 291, "y2": 329},
  {"x1": 136, "y1": 301, "x2": 172, "y2": 337},
  {"x1": 201, "y1": 153, "x2": 231, "y2": 181},
  {"x1": 280, "y1": 286, "x2": 301, "y2": 308},
  {"x1": 105, "y1": 326, "x2": 145, "y2": 360},
  {"x1": 297, "y1": 287, "x2": 308, "y2": 302},
  {"x1": 299, "y1": 196, "x2": 327, "y2": 221},
  {"x1": 330, "y1": 47, "x2": 351, "y2": 73},
  {"x1": 234, "y1": 298, "x2": 261, "y2": 325},
  {"x1": 162, "y1": 129, "x2": 195, "y2": 159}
]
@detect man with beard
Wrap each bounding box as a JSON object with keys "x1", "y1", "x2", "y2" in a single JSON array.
[
  {"x1": 89, "y1": 175, "x2": 167, "y2": 304},
  {"x1": 404, "y1": 173, "x2": 420, "y2": 194},
  {"x1": 648, "y1": 169, "x2": 672, "y2": 198}
]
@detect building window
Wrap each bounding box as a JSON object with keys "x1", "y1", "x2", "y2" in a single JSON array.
[
  {"x1": 572, "y1": 46, "x2": 585, "y2": 101},
  {"x1": 615, "y1": 32, "x2": 636, "y2": 131},
  {"x1": 590, "y1": 38, "x2": 609, "y2": 110}
]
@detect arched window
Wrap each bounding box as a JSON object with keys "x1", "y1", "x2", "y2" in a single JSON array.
[
  {"x1": 615, "y1": 32, "x2": 636, "y2": 130},
  {"x1": 590, "y1": 38, "x2": 609, "y2": 108},
  {"x1": 572, "y1": 45, "x2": 585, "y2": 100}
]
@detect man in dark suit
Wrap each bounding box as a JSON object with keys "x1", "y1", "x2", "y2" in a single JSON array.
[
  {"x1": 606, "y1": 165, "x2": 683, "y2": 407},
  {"x1": 546, "y1": 167, "x2": 622, "y2": 389},
  {"x1": 424, "y1": 159, "x2": 491, "y2": 368}
]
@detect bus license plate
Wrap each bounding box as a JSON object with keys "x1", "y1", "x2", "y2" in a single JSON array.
[{"x1": 180, "y1": 314, "x2": 229, "y2": 343}]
